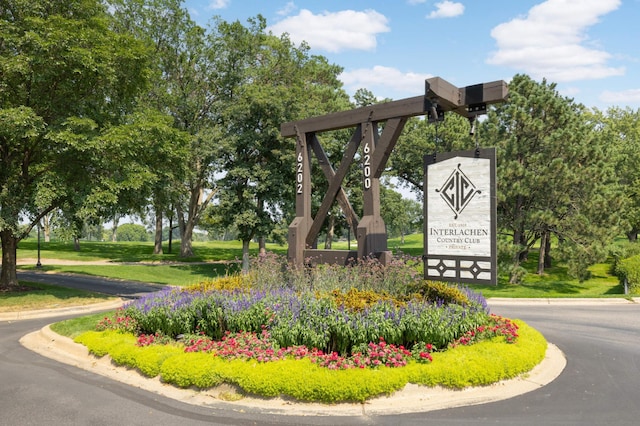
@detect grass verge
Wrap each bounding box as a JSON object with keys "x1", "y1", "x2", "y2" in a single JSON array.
[{"x1": 0, "y1": 282, "x2": 115, "y2": 312}]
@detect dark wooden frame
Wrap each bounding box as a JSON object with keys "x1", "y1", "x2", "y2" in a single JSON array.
[{"x1": 281, "y1": 77, "x2": 507, "y2": 267}]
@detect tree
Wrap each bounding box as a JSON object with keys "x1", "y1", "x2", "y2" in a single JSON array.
[
  {"x1": 116, "y1": 223, "x2": 149, "y2": 242},
  {"x1": 595, "y1": 107, "x2": 640, "y2": 242},
  {"x1": 380, "y1": 186, "x2": 421, "y2": 243},
  {"x1": 484, "y1": 74, "x2": 624, "y2": 282},
  {"x1": 208, "y1": 16, "x2": 349, "y2": 271},
  {"x1": 106, "y1": 0, "x2": 196, "y2": 255},
  {"x1": 389, "y1": 112, "x2": 473, "y2": 194},
  {"x1": 0, "y1": 0, "x2": 150, "y2": 289}
]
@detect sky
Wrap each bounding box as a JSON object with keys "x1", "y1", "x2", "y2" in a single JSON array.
[{"x1": 182, "y1": 0, "x2": 640, "y2": 111}]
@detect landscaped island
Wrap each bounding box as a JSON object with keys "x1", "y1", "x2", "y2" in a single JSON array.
[{"x1": 60, "y1": 254, "x2": 547, "y2": 403}]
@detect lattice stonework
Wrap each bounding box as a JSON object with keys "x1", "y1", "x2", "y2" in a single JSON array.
[{"x1": 280, "y1": 77, "x2": 507, "y2": 278}]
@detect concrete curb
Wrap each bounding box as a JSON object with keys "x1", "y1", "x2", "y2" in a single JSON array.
[
  {"x1": 20, "y1": 324, "x2": 566, "y2": 416},
  {"x1": 488, "y1": 297, "x2": 640, "y2": 306}
]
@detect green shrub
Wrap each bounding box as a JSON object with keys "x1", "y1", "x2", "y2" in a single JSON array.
[
  {"x1": 74, "y1": 330, "x2": 136, "y2": 357},
  {"x1": 108, "y1": 343, "x2": 183, "y2": 377},
  {"x1": 616, "y1": 254, "x2": 640, "y2": 293},
  {"x1": 116, "y1": 223, "x2": 149, "y2": 242},
  {"x1": 610, "y1": 241, "x2": 640, "y2": 275},
  {"x1": 71, "y1": 320, "x2": 547, "y2": 403},
  {"x1": 405, "y1": 319, "x2": 547, "y2": 388},
  {"x1": 161, "y1": 352, "x2": 223, "y2": 388}
]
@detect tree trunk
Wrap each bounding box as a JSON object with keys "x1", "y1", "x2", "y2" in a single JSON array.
[
  {"x1": 544, "y1": 233, "x2": 552, "y2": 268},
  {"x1": 0, "y1": 230, "x2": 19, "y2": 289},
  {"x1": 258, "y1": 236, "x2": 266, "y2": 255},
  {"x1": 43, "y1": 213, "x2": 51, "y2": 243},
  {"x1": 111, "y1": 214, "x2": 120, "y2": 242},
  {"x1": 180, "y1": 221, "x2": 194, "y2": 257},
  {"x1": 153, "y1": 208, "x2": 163, "y2": 255},
  {"x1": 324, "y1": 215, "x2": 335, "y2": 249},
  {"x1": 242, "y1": 239, "x2": 251, "y2": 273},
  {"x1": 73, "y1": 236, "x2": 80, "y2": 251},
  {"x1": 537, "y1": 230, "x2": 547, "y2": 275},
  {"x1": 178, "y1": 184, "x2": 215, "y2": 258},
  {"x1": 627, "y1": 230, "x2": 638, "y2": 242},
  {"x1": 175, "y1": 204, "x2": 192, "y2": 257}
]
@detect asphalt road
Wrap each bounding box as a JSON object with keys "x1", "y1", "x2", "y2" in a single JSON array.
[{"x1": 2, "y1": 272, "x2": 639, "y2": 425}]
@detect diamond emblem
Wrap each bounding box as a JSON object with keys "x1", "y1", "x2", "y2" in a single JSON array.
[{"x1": 436, "y1": 164, "x2": 480, "y2": 219}]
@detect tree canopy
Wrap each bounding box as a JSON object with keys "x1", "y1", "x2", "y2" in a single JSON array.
[
  {"x1": 0, "y1": 0, "x2": 152, "y2": 288},
  {"x1": 2, "y1": 1, "x2": 638, "y2": 288}
]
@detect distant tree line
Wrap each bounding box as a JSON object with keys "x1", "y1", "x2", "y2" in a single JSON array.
[{"x1": 1, "y1": 0, "x2": 638, "y2": 289}]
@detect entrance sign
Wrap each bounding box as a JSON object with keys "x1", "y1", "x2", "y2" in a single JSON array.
[
  {"x1": 281, "y1": 77, "x2": 507, "y2": 268},
  {"x1": 424, "y1": 148, "x2": 497, "y2": 285}
]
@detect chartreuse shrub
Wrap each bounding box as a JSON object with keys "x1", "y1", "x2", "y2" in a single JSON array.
[
  {"x1": 74, "y1": 330, "x2": 137, "y2": 357},
  {"x1": 110, "y1": 344, "x2": 184, "y2": 378},
  {"x1": 73, "y1": 320, "x2": 546, "y2": 403}
]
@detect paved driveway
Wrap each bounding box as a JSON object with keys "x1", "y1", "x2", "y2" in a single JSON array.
[{"x1": 2, "y1": 272, "x2": 639, "y2": 425}]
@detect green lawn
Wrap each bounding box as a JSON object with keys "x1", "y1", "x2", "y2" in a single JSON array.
[
  {"x1": 1, "y1": 235, "x2": 633, "y2": 313},
  {"x1": 16, "y1": 239, "x2": 288, "y2": 263},
  {"x1": 0, "y1": 282, "x2": 114, "y2": 312},
  {"x1": 384, "y1": 233, "x2": 627, "y2": 299}
]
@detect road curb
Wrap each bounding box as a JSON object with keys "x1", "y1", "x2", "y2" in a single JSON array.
[
  {"x1": 488, "y1": 297, "x2": 639, "y2": 306},
  {"x1": 20, "y1": 324, "x2": 567, "y2": 416}
]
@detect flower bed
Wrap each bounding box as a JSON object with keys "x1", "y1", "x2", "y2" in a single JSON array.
[
  {"x1": 90, "y1": 253, "x2": 519, "y2": 371},
  {"x1": 74, "y1": 255, "x2": 547, "y2": 402}
]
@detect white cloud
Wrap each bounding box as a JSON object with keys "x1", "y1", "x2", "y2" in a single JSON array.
[
  {"x1": 208, "y1": 0, "x2": 229, "y2": 10},
  {"x1": 277, "y1": 2, "x2": 297, "y2": 16},
  {"x1": 487, "y1": 0, "x2": 624, "y2": 82},
  {"x1": 339, "y1": 66, "x2": 434, "y2": 98},
  {"x1": 267, "y1": 9, "x2": 390, "y2": 53},
  {"x1": 600, "y1": 89, "x2": 640, "y2": 103},
  {"x1": 428, "y1": 1, "x2": 465, "y2": 19}
]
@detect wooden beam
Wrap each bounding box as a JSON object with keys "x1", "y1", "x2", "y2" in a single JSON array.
[
  {"x1": 306, "y1": 127, "x2": 362, "y2": 247},
  {"x1": 281, "y1": 95, "x2": 428, "y2": 137},
  {"x1": 283, "y1": 77, "x2": 508, "y2": 138},
  {"x1": 425, "y1": 77, "x2": 460, "y2": 110}
]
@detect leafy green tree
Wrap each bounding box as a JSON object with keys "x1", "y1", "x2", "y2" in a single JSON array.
[
  {"x1": 208, "y1": 16, "x2": 349, "y2": 270},
  {"x1": 380, "y1": 186, "x2": 421, "y2": 242},
  {"x1": 98, "y1": 108, "x2": 190, "y2": 253},
  {"x1": 0, "y1": 0, "x2": 150, "y2": 288},
  {"x1": 116, "y1": 223, "x2": 149, "y2": 242},
  {"x1": 107, "y1": 0, "x2": 200, "y2": 256}
]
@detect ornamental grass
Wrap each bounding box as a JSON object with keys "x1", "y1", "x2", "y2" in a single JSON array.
[{"x1": 107, "y1": 253, "x2": 499, "y2": 361}]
